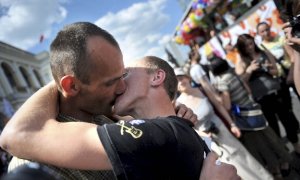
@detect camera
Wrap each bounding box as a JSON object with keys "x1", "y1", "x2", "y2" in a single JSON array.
[
  {"x1": 256, "y1": 56, "x2": 268, "y2": 72},
  {"x1": 290, "y1": 14, "x2": 300, "y2": 38},
  {"x1": 256, "y1": 56, "x2": 265, "y2": 65}
]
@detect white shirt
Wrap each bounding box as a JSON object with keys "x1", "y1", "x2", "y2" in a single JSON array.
[{"x1": 190, "y1": 64, "x2": 206, "y2": 84}]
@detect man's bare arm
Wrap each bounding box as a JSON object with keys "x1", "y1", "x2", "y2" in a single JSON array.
[
  {"x1": 293, "y1": 50, "x2": 300, "y2": 94},
  {"x1": 283, "y1": 23, "x2": 300, "y2": 94},
  {"x1": 0, "y1": 82, "x2": 112, "y2": 170},
  {"x1": 199, "y1": 77, "x2": 241, "y2": 138},
  {"x1": 0, "y1": 82, "x2": 58, "y2": 155}
]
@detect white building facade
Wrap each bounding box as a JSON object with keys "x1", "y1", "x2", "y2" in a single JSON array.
[{"x1": 0, "y1": 41, "x2": 52, "y2": 115}]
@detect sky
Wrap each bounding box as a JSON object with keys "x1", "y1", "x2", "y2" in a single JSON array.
[{"x1": 0, "y1": 0, "x2": 189, "y2": 65}]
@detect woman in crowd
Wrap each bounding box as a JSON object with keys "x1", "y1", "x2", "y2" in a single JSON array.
[
  {"x1": 257, "y1": 21, "x2": 300, "y2": 104},
  {"x1": 209, "y1": 57, "x2": 293, "y2": 178},
  {"x1": 188, "y1": 44, "x2": 223, "y2": 103},
  {"x1": 257, "y1": 22, "x2": 293, "y2": 73},
  {"x1": 175, "y1": 68, "x2": 273, "y2": 180},
  {"x1": 235, "y1": 34, "x2": 300, "y2": 153}
]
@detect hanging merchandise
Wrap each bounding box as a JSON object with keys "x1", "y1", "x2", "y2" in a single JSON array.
[{"x1": 173, "y1": 0, "x2": 217, "y2": 45}]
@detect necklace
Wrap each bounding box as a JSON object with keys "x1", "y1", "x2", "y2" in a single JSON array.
[
  {"x1": 57, "y1": 113, "x2": 114, "y2": 125},
  {"x1": 57, "y1": 114, "x2": 82, "y2": 122}
]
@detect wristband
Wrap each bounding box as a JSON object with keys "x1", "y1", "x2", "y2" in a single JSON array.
[{"x1": 230, "y1": 123, "x2": 237, "y2": 127}]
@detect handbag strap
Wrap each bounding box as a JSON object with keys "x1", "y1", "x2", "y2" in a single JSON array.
[{"x1": 233, "y1": 72, "x2": 255, "y2": 102}]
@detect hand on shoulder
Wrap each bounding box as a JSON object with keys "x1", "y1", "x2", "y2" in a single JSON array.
[{"x1": 200, "y1": 152, "x2": 241, "y2": 180}]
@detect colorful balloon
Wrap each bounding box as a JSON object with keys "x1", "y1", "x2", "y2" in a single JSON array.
[{"x1": 174, "y1": 36, "x2": 184, "y2": 44}]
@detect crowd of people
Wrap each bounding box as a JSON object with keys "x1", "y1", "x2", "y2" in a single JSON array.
[
  {"x1": 0, "y1": 0, "x2": 300, "y2": 180},
  {"x1": 178, "y1": 34, "x2": 300, "y2": 179},
  {"x1": 170, "y1": 1, "x2": 300, "y2": 178}
]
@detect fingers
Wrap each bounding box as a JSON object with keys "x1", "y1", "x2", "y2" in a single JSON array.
[
  {"x1": 230, "y1": 166, "x2": 240, "y2": 180},
  {"x1": 221, "y1": 162, "x2": 240, "y2": 180},
  {"x1": 282, "y1": 22, "x2": 291, "y2": 30},
  {"x1": 200, "y1": 152, "x2": 241, "y2": 180},
  {"x1": 175, "y1": 104, "x2": 198, "y2": 125},
  {"x1": 206, "y1": 151, "x2": 218, "y2": 161},
  {"x1": 175, "y1": 103, "x2": 186, "y2": 118},
  {"x1": 181, "y1": 107, "x2": 193, "y2": 119},
  {"x1": 283, "y1": 24, "x2": 293, "y2": 44},
  {"x1": 289, "y1": 37, "x2": 300, "y2": 45},
  {"x1": 283, "y1": 26, "x2": 292, "y2": 37},
  {"x1": 231, "y1": 127, "x2": 241, "y2": 138},
  {"x1": 283, "y1": 24, "x2": 300, "y2": 45},
  {"x1": 236, "y1": 132, "x2": 241, "y2": 138},
  {"x1": 182, "y1": 111, "x2": 198, "y2": 126},
  {"x1": 246, "y1": 61, "x2": 260, "y2": 73},
  {"x1": 191, "y1": 115, "x2": 198, "y2": 124},
  {"x1": 250, "y1": 60, "x2": 259, "y2": 66}
]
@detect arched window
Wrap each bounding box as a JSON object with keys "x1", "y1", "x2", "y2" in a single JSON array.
[
  {"x1": 19, "y1": 66, "x2": 32, "y2": 88},
  {"x1": 33, "y1": 69, "x2": 43, "y2": 86},
  {"x1": 1, "y1": 63, "x2": 17, "y2": 88}
]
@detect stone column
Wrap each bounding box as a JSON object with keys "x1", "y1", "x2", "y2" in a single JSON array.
[
  {"x1": 27, "y1": 67, "x2": 41, "y2": 89},
  {"x1": 0, "y1": 67, "x2": 13, "y2": 95},
  {"x1": 11, "y1": 62, "x2": 27, "y2": 88}
]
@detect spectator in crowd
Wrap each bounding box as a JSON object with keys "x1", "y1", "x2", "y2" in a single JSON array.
[
  {"x1": 209, "y1": 57, "x2": 294, "y2": 178},
  {"x1": 0, "y1": 22, "x2": 239, "y2": 180},
  {"x1": 235, "y1": 34, "x2": 300, "y2": 154},
  {"x1": 188, "y1": 46, "x2": 223, "y2": 104},
  {"x1": 175, "y1": 68, "x2": 273, "y2": 180},
  {"x1": 257, "y1": 21, "x2": 300, "y2": 100},
  {"x1": 257, "y1": 22, "x2": 293, "y2": 65},
  {"x1": 1, "y1": 57, "x2": 240, "y2": 180}
]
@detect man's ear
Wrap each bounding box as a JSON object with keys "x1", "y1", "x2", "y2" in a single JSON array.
[
  {"x1": 60, "y1": 75, "x2": 80, "y2": 97},
  {"x1": 151, "y1": 69, "x2": 165, "y2": 87}
]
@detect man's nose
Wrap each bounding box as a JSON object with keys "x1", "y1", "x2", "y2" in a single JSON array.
[{"x1": 116, "y1": 79, "x2": 126, "y2": 95}]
